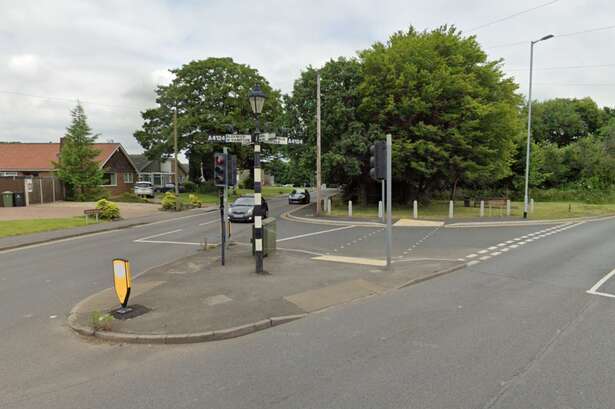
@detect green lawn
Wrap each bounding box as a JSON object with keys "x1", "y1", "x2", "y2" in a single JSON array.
[
  {"x1": 172, "y1": 186, "x2": 296, "y2": 205},
  {"x1": 0, "y1": 217, "x2": 95, "y2": 238},
  {"x1": 329, "y1": 200, "x2": 615, "y2": 221}
]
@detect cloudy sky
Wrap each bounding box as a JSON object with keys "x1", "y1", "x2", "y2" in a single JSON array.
[{"x1": 1, "y1": 0, "x2": 614, "y2": 154}]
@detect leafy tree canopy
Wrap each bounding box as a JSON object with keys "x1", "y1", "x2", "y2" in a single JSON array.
[
  {"x1": 134, "y1": 57, "x2": 283, "y2": 180},
  {"x1": 53, "y1": 103, "x2": 103, "y2": 199}
]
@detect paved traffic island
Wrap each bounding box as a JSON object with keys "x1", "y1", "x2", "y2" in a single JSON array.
[{"x1": 68, "y1": 244, "x2": 463, "y2": 344}]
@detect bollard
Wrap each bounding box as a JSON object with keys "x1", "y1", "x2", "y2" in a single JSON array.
[
  {"x1": 530, "y1": 198, "x2": 535, "y2": 213},
  {"x1": 348, "y1": 200, "x2": 352, "y2": 217},
  {"x1": 506, "y1": 199, "x2": 511, "y2": 216},
  {"x1": 449, "y1": 200, "x2": 454, "y2": 219},
  {"x1": 480, "y1": 200, "x2": 484, "y2": 217},
  {"x1": 327, "y1": 198, "x2": 331, "y2": 215},
  {"x1": 378, "y1": 201, "x2": 383, "y2": 219},
  {"x1": 413, "y1": 200, "x2": 418, "y2": 219}
]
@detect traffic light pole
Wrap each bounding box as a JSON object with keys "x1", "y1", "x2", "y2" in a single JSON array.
[
  {"x1": 253, "y1": 117, "x2": 264, "y2": 274},
  {"x1": 385, "y1": 134, "x2": 392, "y2": 269},
  {"x1": 223, "y1": 147, "x2": 229, "y2": 243}
]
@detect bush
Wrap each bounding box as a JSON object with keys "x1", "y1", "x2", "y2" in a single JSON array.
[
  {"x1": 112, "y1": 192, "x2": 148, "y2": 203},
  {"x1": 183, "y1": 180, "x2": 196, "y2": 192},
  {"x1": 95, "y1": 198, "x2": 121, "y2": 219},
  {"x1": 161, "y1": 192, "x2": 178, "y2": 210},
  {"x1": 188, "y1": 194, "x2": 202, "y2": 208}
]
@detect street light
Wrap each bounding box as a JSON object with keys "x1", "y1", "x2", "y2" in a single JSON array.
[
  {"x1": 523, "y1": 34, "x2": 554, "y2": 219},
  {"x1": 249, "y1": 84, "x2": 267, "y2": 274}
]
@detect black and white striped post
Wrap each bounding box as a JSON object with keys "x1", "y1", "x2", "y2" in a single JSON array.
[{"x1": 249, "y1": 85, "x2": 267, "y2": 274}]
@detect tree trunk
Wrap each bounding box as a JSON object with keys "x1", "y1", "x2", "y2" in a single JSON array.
[{"x1": 449, "y1": 177, "x2": 459, "y2": 201}]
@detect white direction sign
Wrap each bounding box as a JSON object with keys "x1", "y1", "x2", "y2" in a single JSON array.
[{"x1": 206, "y1": 133, "x2": 303, "y2": 145}]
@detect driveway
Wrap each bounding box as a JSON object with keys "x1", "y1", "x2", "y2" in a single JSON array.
[{"x1": 0, "y1": 201, "x2": 162, "y2": 220}]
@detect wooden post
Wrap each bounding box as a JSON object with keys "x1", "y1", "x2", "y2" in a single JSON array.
[
  {"x1": 413, "y1": 200, "x2": 418, "y2": 219},
  {"x1": 348, "y1": 200, "x2": 352, "y2": 217},
  {"x1": 448, "y1": 200, "x2": 454, "y2": 218},
  {"x1": 39, "y1": 178, "x2": 43, "y2": 204}
]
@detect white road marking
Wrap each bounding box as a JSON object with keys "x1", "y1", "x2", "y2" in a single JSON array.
[
  {"x1": 488, "y1": 246, "x2": 497, "y2": 250},
  {"x1": 198, "y1": 220, "x2": 219, "y2": 226},
  {"x1": 466, "y1": 254, "x2": 478, "y2": 258},
  {"x1": 135, "y1": 240, "x2": 202, "y2": 246},
  {"x1": 133, "y1": 211, "x2": 213, "y2": 228},
  {"x1": 587, "y1": 268, "x2": 615, "y2": 298},
  {"x1": 467, "y1": 260, "x2": 480, "y2": 266},
  {"x1": 478, "y1": 250, "x2": 488, "y2": 254},
  {"x1": 135, "y1": 229, "x2": 183, "y2": 242},
  {"x1": 491, "y1": 252, "x2": 502, "y2": 256},
  {"x1": 510, "y1": 244, "x2": 519, "y2": 248},
  {"x1": 479, "y1": 255, "x2": 491, "y2": 261},
  {"x1": 277, "y1": 225, "x2": 356, "y2": 243}
]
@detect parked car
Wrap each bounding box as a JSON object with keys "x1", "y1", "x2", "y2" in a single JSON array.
[
  {"x1": 159, "y1": 183, "x2": 185, "y2": 193},
  {"x1": 133, "y1": 181, "x2": 155, "y2": 198},
  {"x1": 288, "y1": 188, "x2": 310, "y2": 204},
  {"x1": 228, "y1": 195, "x2": 269, "y2": 223}
]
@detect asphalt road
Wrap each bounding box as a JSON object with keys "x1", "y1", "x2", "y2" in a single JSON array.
[{"x1": 2, "y1": 197, "x2": 615, "y2": 408}]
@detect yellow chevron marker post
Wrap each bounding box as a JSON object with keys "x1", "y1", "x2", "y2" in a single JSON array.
[{"x1": 112, "y1": 258, "x2": 132, "y2": 312}]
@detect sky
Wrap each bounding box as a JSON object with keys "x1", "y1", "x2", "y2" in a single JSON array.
[{"x1": 1, "y1": 0, "x2": 614, "y2": 154}]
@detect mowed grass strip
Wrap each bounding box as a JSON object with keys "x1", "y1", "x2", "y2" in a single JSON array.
[
  {"x1": 330, "y1": 200, "x2": 615, "y2": 221},
  {"x1": 0, "y1": 217, "x2": 93, "y2": 238}
]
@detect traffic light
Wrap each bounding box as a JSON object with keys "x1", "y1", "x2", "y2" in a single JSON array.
[
  {"x1": 214, "y1": 153, "x2": 226, "y2": 187},
  {"x1": 369, "y1": 141, "x2": 386, "y2": 180},
  {"x1": 228, "y1": 155, "x2": 237, "y2": 187}
]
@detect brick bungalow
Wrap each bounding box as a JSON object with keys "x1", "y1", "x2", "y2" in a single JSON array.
[{"x1": 0, "y1": 141, "x2": 139, "y2": 196}]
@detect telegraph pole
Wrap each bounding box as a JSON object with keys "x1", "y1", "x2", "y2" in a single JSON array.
[
  {"x1": 173, "y1": 108, "x2": 180, "y2": 211},
  {"x1": 385, "y1": 134, "x2": 392, "y2": 269},
  {"x1": 316, "y1": 71, "x2": 322, "y2": 216}
]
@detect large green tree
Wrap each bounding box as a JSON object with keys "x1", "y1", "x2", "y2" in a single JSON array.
[
  {"x1": 134, "y1": 58, "x2": 283, "y2": 182},
  {"x1": 529, "y1": 97, "x2": 605, "y2": 146},
  {"x1": 286, "y1": 58, "x2": 368, "y2": 194},
  {"x1": 53, "y1": 103, "x2": 103, "y2": 200},
  {"x1": 358, "y1": 26, "x2": 522, "y2": 201}
]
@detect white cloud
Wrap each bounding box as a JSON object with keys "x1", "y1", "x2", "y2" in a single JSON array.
[
  {"x1": 151, "y1": 69, "x2": 175, "y2": 87},
  {"x1": 8, "y1": 54, "x2": 40, "y2": 76}
]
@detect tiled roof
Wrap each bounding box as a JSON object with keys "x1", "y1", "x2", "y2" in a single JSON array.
[{"x1": 0, "y1": 142, "x2": 121, "y2": 171}]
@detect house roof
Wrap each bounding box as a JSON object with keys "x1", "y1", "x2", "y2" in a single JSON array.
[
  {"x1": 128, "y1": 154, "x2": 152, "y2": 172},
  {"x1": 0, "y1": 142, "x2": 129, "y2": 171}
]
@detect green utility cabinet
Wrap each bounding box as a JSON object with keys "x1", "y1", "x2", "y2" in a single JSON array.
[{"x1": 252, "y1": 217, "x2": 277, "y2": 257}]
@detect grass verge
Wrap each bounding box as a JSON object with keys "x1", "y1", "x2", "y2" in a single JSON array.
[
  {"x1": 329, "y1": 200, "x2": 615, "y2": 221},
  {"x1": 0, "y1": 217, "x2": 97, "y2": 238}
]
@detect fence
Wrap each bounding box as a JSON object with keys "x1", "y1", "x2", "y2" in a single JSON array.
[{"x1": 0, "y1": 176, "x2": 64, "y2": 206}]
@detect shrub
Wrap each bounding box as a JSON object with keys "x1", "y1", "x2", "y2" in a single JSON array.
[
  {"x1": 95, "y1": 198, "x2": 121, "y2": 219},
  {"x1": 161, "y1": 192, "x2": 178, "y2": 210},
  {"x1": 183, "y1": 180, "x2": 196, "y2": 192},
  {"x1": 188, "y1": 194, "x2": 202, "y2": 208}
]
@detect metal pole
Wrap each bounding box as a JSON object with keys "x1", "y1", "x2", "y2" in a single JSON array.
[
  {"x1": 523, "y1": 41, "x2": 535, "y2": 219},
  {"x1": 219, "y1": 187, "x2": 225, "y2": 266},
  {"x1": 223, "y1": 147, "x2": 229, "y2": 244},
  {"x1": 254, "y1": 116, "x2": 264, "y2": 274},
  {"x1": 316, "y1": 71, "x2": 322, "y2": 216},
  {"x1": 174, "y1": 108, "x2": 180, "y2": 211},
  {"x1": 386, "y1": 134, "x2": 392, "y2": 269}
]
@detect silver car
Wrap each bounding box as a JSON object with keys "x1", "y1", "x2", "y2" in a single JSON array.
[{"x1": 134, "y1": 181, "x2": 155, "y2": 198}]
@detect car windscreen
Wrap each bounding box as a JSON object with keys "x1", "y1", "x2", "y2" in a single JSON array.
[
  {"x1": 291, "y1": 189, "x2": 305, "y2": 195},
  {"x1": 135, "y1": 182, "x2": 151, "y2": 188},
  {"x1": 233, "y1": 197, "x2": 254, "y2": 206}
]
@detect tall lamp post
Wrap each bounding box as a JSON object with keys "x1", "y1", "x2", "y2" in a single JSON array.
[
  {"x1": 523, "y1": 34, "x2": 554, "y2": 219},
  {"x1": 249, "y1": 84, "x2": 266, "y2": 274}
]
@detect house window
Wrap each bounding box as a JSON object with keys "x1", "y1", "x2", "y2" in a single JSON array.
[
  {"x1": 102, "y1": 172, "x2": 117, "y2": 186},
  {"x1": 153, "y1": 174, "x2": 162, "y2": 187},
  {"x1": 0, "y1": 172, "x2": 18, "y2": 176},
  {"x1": 123, "y1": 173, "x2": 134, "y2": 184}
]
